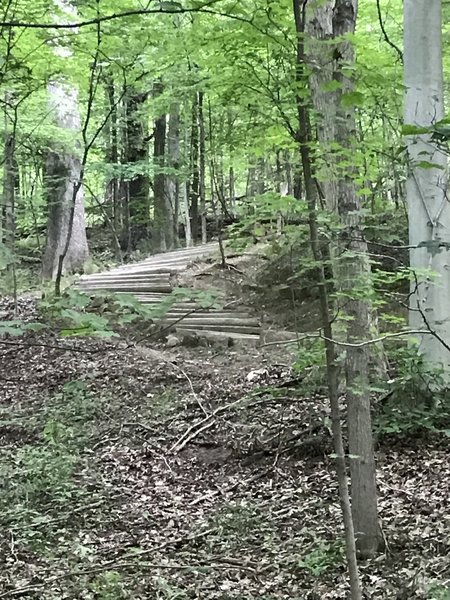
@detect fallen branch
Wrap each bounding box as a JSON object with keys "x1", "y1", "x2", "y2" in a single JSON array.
[
  {"x1": 1, "y1": 560, "x2": 256, "y2": 598},
  {"x1": 262, "y1": 329, "x2": 432, "y2": 348},
  {"x1": 0, "y1": 527, "x2": 223, "y2": 598},
  {"x1": 190, "y1": 469, "x2": 269, "y2": 506},
  {"x1": 170, "y1": 396, "x2": 247, "y2": 453},
  {"x1": 0, "y1": 338, "x2": 107, "y2": 353}
]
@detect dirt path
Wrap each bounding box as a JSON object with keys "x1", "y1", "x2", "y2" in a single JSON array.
[{"x1": 1, "y1": 301, "x2": 449, "y2": 599}]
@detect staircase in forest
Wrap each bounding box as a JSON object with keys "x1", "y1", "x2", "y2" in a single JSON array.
[{"x1": 77, "y1": 243, "x2": 262, "y2": 346}]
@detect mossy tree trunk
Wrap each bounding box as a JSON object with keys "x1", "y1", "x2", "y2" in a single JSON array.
[{"x1": 42, "y1": 83, "x2": 88, "y2": 280}]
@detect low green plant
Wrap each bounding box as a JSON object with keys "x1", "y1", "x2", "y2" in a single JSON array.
[
  {"x1": 0, "y1": 421, "x2": 80, "y2": 519},
  {"x1": 227, "y1": 192, "x2": 303, "y2": 249},
  {"x1": 376, "y1": 347, "x2": 450, "y2": 436},
  {"x1": 211, "y1": 502, "x2": 264, "y2": 537},
  {"x1": 154, "y1": 577, "x2": 188, "y2": 599},
  {"x1": 0, "y1": 379, "x2": 101, "y2": 546},
  {"x1": 292, "y1": 338, "x2": 326, "y2": 393},
  {"x1": 39, "y1": 287, "x2": 220, "y2": 338},
  {"x1": 90, "y1": 571, "x2": 130, "y2": 600},
  {"x1": 297, "y1": 540, "x2": 344, "y2": 577},
  {"x1": 428, "y1": 585, "x2": 450, "y2": 599}
]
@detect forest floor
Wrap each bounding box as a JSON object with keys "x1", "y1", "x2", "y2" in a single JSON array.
[{"x1": 1, "y1": 297, "x2": 450, "y2": 600}]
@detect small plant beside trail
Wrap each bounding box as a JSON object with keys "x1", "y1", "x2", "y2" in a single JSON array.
[
  {"x1": 0, "y1": 287, "x2": 219, "y2": 341},
  {"x1": 376, "y1": 347, "x2": 450, "y2": 438}
]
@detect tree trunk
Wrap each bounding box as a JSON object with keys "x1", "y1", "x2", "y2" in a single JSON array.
[
  {"x1": 198, "y1": 91, "x2": 207, "y2": 244},
  {"x1": 2, "y1": 131, "x2": 15, "y2": 251},
  {"x1": 246, "y1": 165, "x2": 257, "y2": 197},
  {"x1": 306, "y1": 1, "x2": 338, "y2": 211},
  {"x1": 404, "y1": 0, "x2": 450, "y2": 366},
  {"x1": 106, "y1": 77, "x2": 120, "y2": 232},
  {"x1": 124, "y1": 89, "x2": 150, "y2": 243},
  {"x1": 182, "y1": 180, "x2": 192, "y2": 248},
  {"x1": 309, "y1": 0, "x2": 388, "y2": 384},
  {"x1": 292, "y1": 0, "x2": 362, "y2": 595},
  {"x1": 284, "y1": 151, "x2": 294, "y2": 196},
  {"x1": 42, "y1": 83, "x2": 89, "y2": 279},
  {"x1": 166, "y1": 102, "x2": 180, "y2": 248},
  {"x1": 153, "y1": 80, "x2": 168, "y2": 251},
  {"x1": 331, "y1": 0, "x2": 381, "y2": 559},
  {"x1": 229, "y1": 166, "x2": 236, "y2": 211},
  {"x1": 190, "y1": 94, "x2": 200, "y2": 241}
]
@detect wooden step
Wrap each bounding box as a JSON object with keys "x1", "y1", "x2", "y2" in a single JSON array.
[
  {"x1": 163, "y1": 316, "x2": 259, "y2": 327},
  {"x1": 79, "y1": 283, "x2": 172, "y2": 293},
  {"x1": 174, "y1": 323, "x2": 261, "y2": 335},
  {"x1": 176, "y1": 328, "x2": 260, "y2": 347},
  {"x1": 79, "y1": 274, "x2": 172, "y2": 284},
  {"x1": 163, "y1": 311, "x2": 251, "y2": 319}
]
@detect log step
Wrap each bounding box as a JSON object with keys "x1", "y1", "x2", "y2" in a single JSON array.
[
  {"x1": 174, "y1": 323, "x2": 261, "y2": 335},
  {"x1": 163, "y1": 311, "x2": 251, "y2": 319},
  {"x1": 163, "y1": 317, "x2": 259, "y2": 327},
  {"x1": 79, "y1": 284, "x2": 173, "y2": 293},
  {"x1": 74, "y1": 242, "x2": 266, "y2": 343},
  {"x1": 175, "y1": 328, "x2": 260, "y2": 347},
  {"x1": 79, "y1": 275, "x2": 172, "y2": 284}
]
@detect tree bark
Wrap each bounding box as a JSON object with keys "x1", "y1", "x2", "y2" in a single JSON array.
[
  {"x1": 2, "y1": 131, "x2": 15, "y2": 251},
  {"x1": 124, "y1": 89, "x2": 150, "y2": 242},
  {"x1": 404, "y1": 0, "x2": 450, "y2": 367},
  {"x1": 153, "y1": 80, "x2": 168, "y2": 251},
  {"x1": 42, "y1": 83, "x2": 89, "y2": 279},
  {"x1": 198, "y1": 91, "x2": 207, "y2": 244},
  {"x1": 329, "y1": 0, "x2": 381, "y2": 559},
  {"x1": 166, "y1": 102, "x2": 180, "y2": 248},
  {"x1": 190, "y1": 94, "x2": 200, "y2": 241},
  {"x1": 307, "y1": 0, "x2": 387, "y2": 384},
  {"x1": 292, "y1": 1, "x2": 363, "y2": 595},
  {"x1": 106, "y1": 76, "x2": 120, "y2": 233}
]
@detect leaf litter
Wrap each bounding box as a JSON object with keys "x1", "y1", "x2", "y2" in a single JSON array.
[{"x1": 0, "y1": 297, "x2": 449, "y2": 599}]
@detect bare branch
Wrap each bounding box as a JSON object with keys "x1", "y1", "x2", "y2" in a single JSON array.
[
  {"x1": 376, "y1": 0, "x2": 403, "y2": 62},
  {"x1": 0, "y1": 1, "x2": 236, "y2": 29}
]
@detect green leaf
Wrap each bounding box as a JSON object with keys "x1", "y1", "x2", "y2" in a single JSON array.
[
  {"x1": 341, "y1": 91, "x2": 365, "y2": 108},
  {"x1": 321, "y1": 79, "x2": 343, "y2": 93},
  {"x1": 416, "y1": 160, "x2": 445, "y2": 170},
  {"x1": 402, "y1": 124, "x2": 429, "y2": 136}
]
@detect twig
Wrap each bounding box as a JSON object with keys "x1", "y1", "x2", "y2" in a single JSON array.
[
  {"x1": 170, "y1": 396, "x2": 247, "y2": 453},
  {"x1": 190, "y1": 469, "x2": 269, "y2": 506},
  {"x1": 0, "y1": 339, "x2": 106, "y2": 353},
  {"x1": 376, "y1": 0, "x2": 403, "y2": 62},
  {"x1": 166, "y1": 361, "x2": 209, "y2": 417},
  {"x1": 262, "y1": 329, "x2": 433, "y2": 348},
  {"x1": 0, "y1": 528, "x2": 221, "y2": 598},
  {"x1": 5, "y1": 499, "x2": 106, "y2": 530}
]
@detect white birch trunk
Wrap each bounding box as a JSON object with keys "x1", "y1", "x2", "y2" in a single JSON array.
[{"x1": 404, "y1": 0, "x2": 450, "y2": 367}]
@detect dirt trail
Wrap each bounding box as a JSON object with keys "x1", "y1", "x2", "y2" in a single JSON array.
[{"x1": 0, "y1": 295, "x2": 449, "y2": 598}]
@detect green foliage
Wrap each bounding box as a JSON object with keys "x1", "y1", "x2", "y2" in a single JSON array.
[
  {"x1": 428, "y1": 585, "x2": 450, "y2": 600},
  {"x1": 90, "y1": 571, "x2": 130, "y2": 600},
  {"x1": 292, "y1": 339, "x2": 326, "y2": 393},
  {"x1": 0, "y1": 379, "x2": 102, "y2": 550},
  {"x1": 38, "y1": 287, "x2": 219, "y2": 338},
  {"x1": 376, "y1": 348, "x2": 450, "y2": 437},
  {"x1": 0, "y1": 243, "x2": 16, "y2": 270},
  {"x1": 211, "y1": 502, "x2": 264, "y2": 537},
  {"x1": 0, "y1": 319, "x2": 46, "y2": 337},
  {"x1": 227, "y1": 192, "x2": 307, "y2": 249},
  {"x1": 154, "y1": 578, "x2": 189, "y2": 600},
  {"x1": 297, "y1": 540, "x2": 344, "y2": 577}
]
